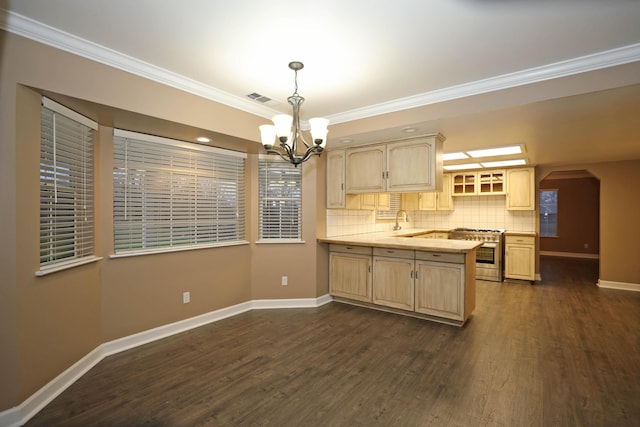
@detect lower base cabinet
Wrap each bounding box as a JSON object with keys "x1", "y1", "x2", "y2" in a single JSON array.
[
  {"x1": 329, "y1": 245, "x2": 476, "y2": 326},
  {"x1": 329, "y1": 245, "x2": 372, "y2": 302},
  {"x1": 373, "y1": 248, "x2": 415, "y2": 311},
  {"x1": 415, "y1": 260, "x2": 464, "y2": 320},
  {"x1": 504, "y1": 235, "x2": 536, "y2": 281}
]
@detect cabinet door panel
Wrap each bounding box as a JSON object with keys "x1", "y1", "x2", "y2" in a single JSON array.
[
  {"x1": 505, "y1": 244, "x2": 535, "y2": 280},
  {"x1": 506, "y1": 168, "x2": 535, "y2": 210},
  {"x1": 387, "y1": 140, "x2": 438, "y2": 192},
  {"x1": 415, "y1": 261, "x2": 463, "y2": 320},
  {"x1": 345, "y1": 146, "x2": 386, "y2": 193},
  {"x1": 330, "y1": 253, "x2": 372, "y2": 302},
  {"x1": 326, "y1": 150, "x2": 346, "y2": 209},
  {"x1": 372, "y1": 256, "x2": 414, "y2": 310}
]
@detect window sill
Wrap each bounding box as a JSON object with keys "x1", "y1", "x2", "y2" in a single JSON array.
[
  {"x1": 36, "y1": 256, "x2": 103, "y2": 277},
  {"x1": 255, "y1": 239, "x2": 306, "y2": 244},
  {"x1": 110, "y1": 240, "x2": 250, "y2": 258}
]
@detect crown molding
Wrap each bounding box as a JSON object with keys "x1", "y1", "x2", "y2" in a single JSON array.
[
  {"x1": 0, "y1": 9, "x2": 276, "y2": 119},
  {"x1": 3, "y1": 9, "x2": 640, "y2": 125},
  {"x1": 328, "y1": 42, "x2": 640, "y2": 124}
]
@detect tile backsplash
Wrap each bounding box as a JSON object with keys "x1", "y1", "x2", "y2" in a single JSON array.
[{"x1": 326, "y1": 195, "x2": 535, "y2": 237}]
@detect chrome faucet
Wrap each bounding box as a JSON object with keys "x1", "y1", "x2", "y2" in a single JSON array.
[{"x1": 394, "y1": 210, "x2": 409, "y2": 231}]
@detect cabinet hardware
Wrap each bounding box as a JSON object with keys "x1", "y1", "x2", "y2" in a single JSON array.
[
  {"x1": 410, "y1": 270, "x2": 414, "y2": 278},
  {"x1": 415, "y1": 271, "x2": 419, "y2": 279},
  {"x1": 341, "y1": 183, "x2": 344, "y2": 190},
  {"x1": 432, "y1": 254, "x2": 441, "y2": 257}
]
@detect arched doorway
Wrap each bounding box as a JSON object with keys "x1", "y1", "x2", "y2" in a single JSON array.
[{"x1": 539, "y1": 170, "x2": 600, "y2": 284}]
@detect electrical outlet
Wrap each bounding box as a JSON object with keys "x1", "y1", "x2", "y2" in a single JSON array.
[
  {"x1": 183, "y1": 291, "x2": 190, "y2": 304},
  {"x1": 281, "y1": 276, "x2": 288, "y2": 286}
]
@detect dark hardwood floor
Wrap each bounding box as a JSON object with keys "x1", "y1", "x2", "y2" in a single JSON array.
[{"x1": 27, "y1": 257, "x2": 640, "y2": 426}]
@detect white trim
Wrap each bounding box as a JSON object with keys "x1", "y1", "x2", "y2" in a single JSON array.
[
  {"x1": 540, "y1": 251, "x2": 599, "y2": 260},
  {"x1": 42, "y1": 97, "x2": 98, "y2": 130},
  {"x1": 597, "y1": 280, "x2": 640, "y2": 293},
  {"x1": 101, "y1": 301, "x2": 254, "y2": 357},
  {"x1": 3, "y1": 10, "x2": 640, "y2": 124},
  {"x1": 327, "y1": 42, "x2": 640, "y2": 124},
  {"x1": 255, "y1": 239, "x2": 306, "y2": 245},
  {"x1": 3, "y1": 295, "x2": 332, "y2": 426},
  {"x1": 113, "y1": 129, "x2": 248, "y2": 158},
  {"x1": 110, "y1": 241, "x2": 250, "y2": 259},
  {"x1": 36, "y1": 256, "x2": 103, "y2": 277},
  {"x1": 1, "y1": 10, "x2": 275, "y2": 119}
]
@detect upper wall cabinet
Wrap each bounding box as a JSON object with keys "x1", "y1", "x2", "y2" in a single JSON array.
[
  {"x1": 401, "y1": 173, "x2": 453, "y2": 211},
  {"x1": 452, "y1": 170, "x2": 505, "y2": 196},
  {"x1": 326, "y1": 149, "x2": 347, "y2": 209},
  {"x1": 506, "y1": 167, "x2": 535, "y2": 210},
  {"x1": 345, "y1": 134, "x2": 445, "y2": 194}
]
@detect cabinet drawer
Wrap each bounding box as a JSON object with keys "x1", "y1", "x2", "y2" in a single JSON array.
[
  {"x1": 329, "y1": 244, "x2": 373, "y2": 255},
  {"x1": 373, "y1": 247, "x2": 414, "y2": 259},
  {"x1": 415, "y1": 251, "x2": 464, "y2": 264},
  {"x1": 505, "y1": 235, "x2": 535, "y2": 245}
]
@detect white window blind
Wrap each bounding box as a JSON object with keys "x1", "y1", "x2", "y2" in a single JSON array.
[
  {"x1": 258, "y1": 156, "x2": 302, "y2": 240},
  {"x1": 40, "y1": 98, "x2": 97, "y2": 270},
  {"x1": 377, "y1": 193, "x2": 402, "y2": 219},
  {"x1": 113, "y1": 130, "x2": 246, "y2": 254}
]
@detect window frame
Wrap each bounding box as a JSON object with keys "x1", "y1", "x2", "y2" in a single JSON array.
[
  {"x1": 112, "y1": 129, "x2": 248, "y2": 257},
  {"x1": 540, "y1": 188, "x2": 559, "y2": 237},
  {"x1": 257, "y1": 155, "x2": 304, "y2": 243},
  {"x1": 38, "y1": 98, "x2": 101, "y2": 276}
]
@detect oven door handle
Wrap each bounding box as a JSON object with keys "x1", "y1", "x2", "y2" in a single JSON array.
[{"x1": 481, "y1": 242, "x2": 498, "y2": 248}]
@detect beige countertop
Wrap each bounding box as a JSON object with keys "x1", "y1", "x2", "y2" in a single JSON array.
[
  {"x1": 504, "y1": 231, "x2": 537, "y2": 237},
  {"x1": 318, "y1": 229, "x2": 482, "y2": 253}
]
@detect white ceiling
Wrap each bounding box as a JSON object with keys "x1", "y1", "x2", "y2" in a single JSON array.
[{"x1": 2, "y1": 0, "x2": 640, "y2": 167}]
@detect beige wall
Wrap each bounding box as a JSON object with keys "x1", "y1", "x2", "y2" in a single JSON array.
[
  {"x1": 0, "y1": 30, "x2": 326, "y2": 411},
  {"x1": 2, "y1": 27, "x2": 639, "y2": 414}
]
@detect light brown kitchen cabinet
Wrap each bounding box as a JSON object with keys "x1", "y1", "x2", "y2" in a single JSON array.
[
  {"x1": 478, "y1": 170, "x2": 505, "y2": 194},
  {"x1": 506, "y1": 167, "x2": 535, "y2": 210},
  {"x1": 414, "y1": 260, "x2": 464, "y2": 320},
  {"x1": 327, "y1": 242, "x2": 477, "y2": 326},
  {"x1": 326, "y1": 150, "x2": 347, "y2": 209},
  {"x1": 504, "y1": 235, "x2": 536, "y2": 281},
  {"x1": 401, "y1": 173, "x2": 453, "y2": 211},
  {"x1": 452, "y1": 170, "x2": 505, "y2": 196},
  {"x1": 372, "y1": 248, "x2": 415, "y2": 311},
  {"x1": 345, "y1": 144, "x2": 387, "y2": 193},
  {"x1": 329, "y1": 244, "x2": 372, "y2": 302},
  {"x1": 326, "y1": 150, "x2": 367, "y2": 209},
  {"x1": 414, "y1": 251, "x2": 475, "y2": 321},
  {"x1": 345, "y1": 134, "x2": 444, "y2": 194},
  {"x1": 452, "y1": 172, "x2": 477, "y2": 195}
]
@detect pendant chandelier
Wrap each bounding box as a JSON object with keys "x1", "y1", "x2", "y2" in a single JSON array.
[{"x1": 259, "y1": 61, "x2": 329, "y2": 167}]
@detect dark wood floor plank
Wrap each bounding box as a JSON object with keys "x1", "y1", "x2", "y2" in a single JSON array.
[{"x1": 25, "y1": 257, "x2": 640, "y2": 426}]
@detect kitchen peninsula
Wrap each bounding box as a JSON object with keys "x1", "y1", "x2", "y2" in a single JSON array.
[{"x1": 318, "y1": 229, "x2": 482, "y2": 326}]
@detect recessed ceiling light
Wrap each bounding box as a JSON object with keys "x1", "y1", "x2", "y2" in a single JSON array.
[
  {"x1": 481, "y1": 159, "x2": 527, "y2": 168},
  {"x1": 340, "y1": 138, "x2": 354, "y2": 144},
  {"x1": 443, "y1": 152, "x2": 468, "y2": 161},
  {"x1": 196, "y1": 137, "x2": 211, "y2": 143},
  {"x1": 402, "y1": 127, "x2": 417, "y2": 133},
  {"x1": 443, "y1": 163, "x2": 482, "y2": 171},
  {"x1": 467, "y1": 145, "x2": 522, "y2": 158}
]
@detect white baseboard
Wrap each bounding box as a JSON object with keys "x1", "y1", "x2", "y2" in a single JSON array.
[
  {"x1": 1, "y1": 294, "x2": 333, "y2": 427},
  {"x1": 597, "y1": 280, "x2": 640, "y2": 292},
  {"x1": 540, "y1": 251, "x2": 599, "y2": 260}
]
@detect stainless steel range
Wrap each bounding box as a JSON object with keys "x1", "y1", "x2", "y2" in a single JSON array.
[{"x1": 450, "y1": 228, "x2": 505, "y2": 282}]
